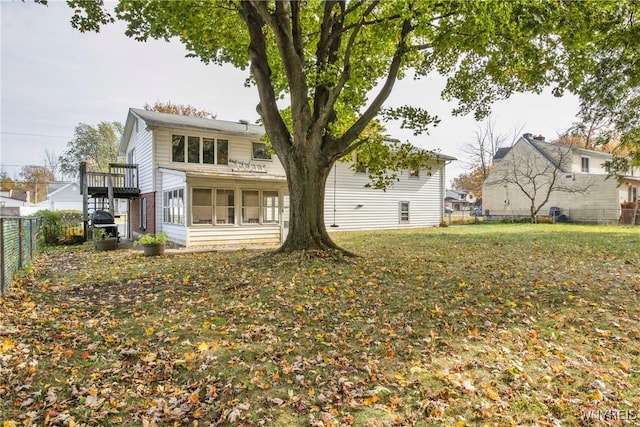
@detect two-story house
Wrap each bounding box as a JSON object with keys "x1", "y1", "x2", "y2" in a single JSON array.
[
  {"x1": 106, "y1": 108, "x2": 456, "y2": 248},
  {"x1": 444, "y1": 189, "x2": 477, "y2": 212},
  {"x1": 482, "y1": 133, "x2": 640, "y2": 223}
]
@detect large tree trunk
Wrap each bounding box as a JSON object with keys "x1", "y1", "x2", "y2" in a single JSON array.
[{"x1": 277, "y1": 149, "x2": 343, "y2": 253}]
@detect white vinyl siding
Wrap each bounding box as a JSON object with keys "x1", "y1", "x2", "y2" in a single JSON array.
[
  {"x1": 324, "y1": 162, "x2": 444, "y2": 231},
  {"x1": 131, "y1": 121, "x2": 154, "y2": 194}
]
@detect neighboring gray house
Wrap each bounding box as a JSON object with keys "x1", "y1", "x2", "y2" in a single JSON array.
[
  {"x1": 36, "y1": 182, "x2": 127, "y2": 214},
  {"x1": 483, "y1": 133, "x2": 640, "y2": 223},
  {"x1": 36, "y1": 182, "x2": 82, "y2": 212},
  {"x1": 114, "y1": 108, "x2": 456, "y2": 247},
  {"x1": 445, "y1": 189, "x2": 477, "y2": 211}
]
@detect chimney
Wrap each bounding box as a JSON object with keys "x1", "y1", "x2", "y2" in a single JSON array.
[{"x1": 533, "y1": 135, "x2": 545, "y2": 142}]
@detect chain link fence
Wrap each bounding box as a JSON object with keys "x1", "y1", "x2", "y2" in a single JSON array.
[
  {"x1": 444, "y1": 207, "x2": 639, "y2": 225},
  {"x1": 483, "y1": 207, "x2": 639, "y2": 224},
  {"x1": 1, "y1": 216, "x2": 41, "y2": 295}
]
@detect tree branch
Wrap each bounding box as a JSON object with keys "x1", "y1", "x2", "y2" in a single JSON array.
[
  {"x1": 239, "y1": 2, "x2": 292, "y2": 157},
  {"x1": 332, "y1": 17, "x2": 414, "y2": 157},
  {"x1": 251, "y1": 1, "x2": 311, "y2": 141}
]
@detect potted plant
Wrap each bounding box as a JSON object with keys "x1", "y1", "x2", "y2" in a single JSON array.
[
  {"x1": 93, "y1": 227, "x2": 117, "y2": 251},
  {"x1": 134, "y1": 232, "x2": 168, "y2": 256}
]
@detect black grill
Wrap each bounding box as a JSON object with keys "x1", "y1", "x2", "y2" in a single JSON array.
[{"x1": 92, "y1": 210, "x2": 118, "y2": 238}]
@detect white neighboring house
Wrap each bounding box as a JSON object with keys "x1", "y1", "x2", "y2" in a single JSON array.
[
  {"x1": 116, "y1": 108, "x2": 456, "y2": 247},
  {"x1": 483, "y1": 133, "x2": 640, "y2": 222},
  {"x1": 0, "y1": 190, "x2": 33, "y2": 216},
  {"x1": 36, "y1": 182, "x2": 83, "y2": 212}
]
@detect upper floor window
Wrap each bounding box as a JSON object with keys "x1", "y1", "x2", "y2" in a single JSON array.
[
  {"x1": 172, "y1": 135, "x2": 185, "y2": 162},
  {"x1": 188, "y1": 136, "x2": 200, "y2": 163},
  {"x1": 172, "y1": 134, "x2": 230, "y2": 165},
  {"x1": 409, "y1": 169, "x2": 420, "y2": 178},
  {"x1": 581, "y1": 156, "x2": 590, "y2": 173},
  {"x1": 252, "y1": 142, "x2": 272, "y2": 160},
  {"x1": 354, "y1": 153, "x2": 367, "y2": 174}
]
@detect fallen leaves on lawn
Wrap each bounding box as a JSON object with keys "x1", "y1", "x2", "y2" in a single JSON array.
[{"x1": 0, "y1": 225, "x2": 638, "y2": 426}]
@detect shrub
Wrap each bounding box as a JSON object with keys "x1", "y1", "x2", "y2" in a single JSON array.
[
  {"x1": 36, "y1": 209, "x2": 83, "y2": 245},
  {"x1": 133, "y1": 232, "x2": 168, "y2": 247},
  {"x1": 536, "y1": 216, "x2": 554, "y2": 224}
]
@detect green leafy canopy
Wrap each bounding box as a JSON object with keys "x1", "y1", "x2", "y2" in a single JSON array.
[{"x1": 58, "y1": 1, "x2": 619, "y2": 164}]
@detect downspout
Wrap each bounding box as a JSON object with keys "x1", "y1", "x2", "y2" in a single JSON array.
[
  {"x1": 443, "y1": 160, "x2": 452, "y2": 216},
  {"x1": 330, "y1": 164, "x2": 339, "y2": 228}
]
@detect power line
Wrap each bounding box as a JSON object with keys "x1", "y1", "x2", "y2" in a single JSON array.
[{"x1": 1, "y1": 131, "x2": 71, "y2": 139}]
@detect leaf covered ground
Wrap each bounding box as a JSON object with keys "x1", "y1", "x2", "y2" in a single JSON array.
[{"x1": 1, "y1": 224, "x2": 639, "y2": 426}]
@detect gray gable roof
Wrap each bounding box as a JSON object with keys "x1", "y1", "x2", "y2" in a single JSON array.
[
  {"x1": 120, "y1": 108, "x2": 265, "y2": 155},
  {"x1": 130, "y1": 108, "x2": 264, "y2": 136},
  {"x1": 119, "y1": 107, "x2": 458, "y2": 162},
  {"x1": 493, "y1": 147, "x2": 512, "y2": 160}
]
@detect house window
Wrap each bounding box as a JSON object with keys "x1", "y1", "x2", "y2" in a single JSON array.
[
  {"x1": 242, "y1": 190, "x2": 260, "y2": 224},
  {"x1": 252, "y1": 142, "x2": 271, "y2": 160},
  {"x1": 163, "y1": 188, "x2": 185, "y2": 225},
  {"x1": 188, "y1": 136, "x2": 200, "y2": 163},
  {"x1": 354, "y1": 153, "x2": 367, "y2": 174},
  {"x1": 172, "y1": 135, "x2": 185, "y2": 162},
  {"x1": 217, "y1": 139, "x2": 229, "y2": 165},
  {"x1": 215, "y1": 189, "x2": 235, "y2": 224},
  {"x1": 409, "y1": 169, "x2": 420, "y2": 178},
  {"x1": 581, "y1": 157, "x2": 590, "y2": 173},
  {"x1": 262, "y1": 191, "x2": 279, "y2": 223},
  {"x1": 399, "y1": 201, "x2": 410, "y2": 223},
  {"x1": 192, "y1": 188, "x2": 213, "y2": 224},
  {"x1": 203, "y1": 138, "x2": 215, "y2": 164}
]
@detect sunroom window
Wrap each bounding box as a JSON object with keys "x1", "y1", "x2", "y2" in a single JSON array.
[
  {"x1": 192, "y1": 189, "x2": 213, "y2": 224},
  {"x1": 262, "y1": 191, "x2": 279, "y2": 223},
  {"x1": 215, "y1": 189, "x2": 235, "y2": 224},
  {"x1": 242, "y1": 190, "x2": 260, "y2": 224}
]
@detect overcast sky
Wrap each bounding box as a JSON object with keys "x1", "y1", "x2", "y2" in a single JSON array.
[{"x1": 1, "y1": 1, "x2": 581, "y2": 185}]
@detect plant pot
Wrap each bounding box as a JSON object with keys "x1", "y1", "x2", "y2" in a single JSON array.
[
  {"x1": 142, "y1": 242, "x2": 165, "y2": 256},
  {"x1": 95, "y1": 238, "x2": 117, "y2": 251}
]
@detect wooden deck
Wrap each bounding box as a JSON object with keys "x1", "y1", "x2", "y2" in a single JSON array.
[{"x1": 81, "y1": 163, "x2": 140, "y2": 199}]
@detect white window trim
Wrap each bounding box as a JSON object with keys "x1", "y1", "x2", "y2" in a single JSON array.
[
  {"x1": 252, "y1": 142, "x2": 272, "y2": 161},
  {"x1": 173, "y1": 134, "x2": 231, "y2": 165},
  {"x1": 399, "y1": 201, "x2": 410, "y2": 223},
  {"x1": 190, "y1": 187, "x2": 280, "y2": 226},
  {"x1": 163, "y1": 187, "x2": 185, "y2": 225}
]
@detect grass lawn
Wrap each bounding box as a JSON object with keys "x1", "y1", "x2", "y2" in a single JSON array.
[{"x1": 1, "y1": 224, "x2": 639, "y2": 426}]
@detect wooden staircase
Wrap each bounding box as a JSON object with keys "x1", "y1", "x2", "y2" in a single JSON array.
[{"x1": 80, "y1": 162, "x2": 140, "y2": 240}]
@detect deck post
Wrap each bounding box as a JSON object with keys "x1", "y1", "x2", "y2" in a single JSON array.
[
  {"x1": 81, "y1": 161, "x2": 89, "y2": 241},
  {"x1": 107, "y1": 174, "x2": 115, "y2": 216}
]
